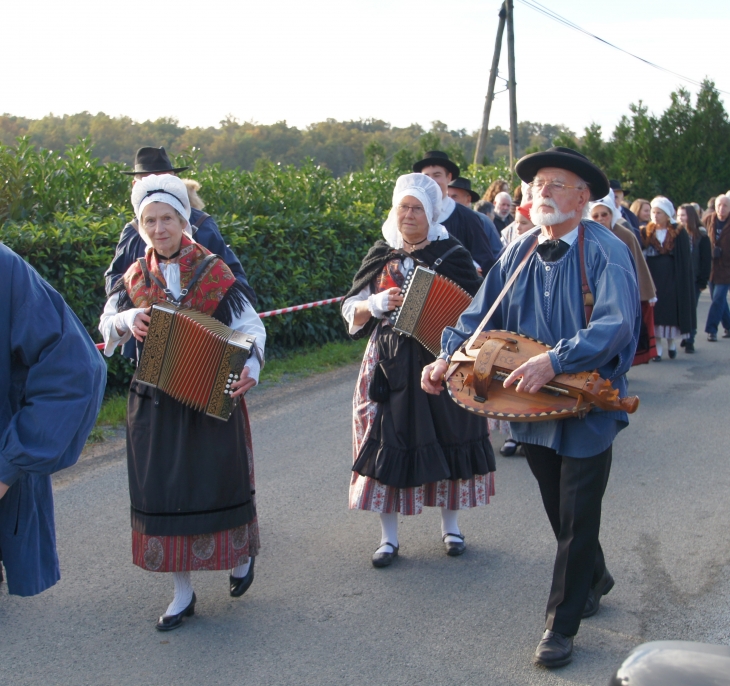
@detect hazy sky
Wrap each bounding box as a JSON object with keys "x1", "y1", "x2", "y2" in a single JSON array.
[{"x1": 3, "y1": 0, "x2": 728, "y2": 138}]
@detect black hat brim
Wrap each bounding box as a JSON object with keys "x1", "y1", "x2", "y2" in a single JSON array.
[
  {"x1": 413, "y1": 157, "x2": 460, "y2": 180},
  {"x1": 467, "y1": 189, "x2": 480, "y2": 203},
  {"x1": 515, "y1": 151, "x2": 608, "y2": 200},
  {"x1": 121, "y1": 166, "x2": 189, "y2": 176}
]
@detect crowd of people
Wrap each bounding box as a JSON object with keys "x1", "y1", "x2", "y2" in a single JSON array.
[{"x1": 2, "y1": 143, "x2": 728, "y2": 672}]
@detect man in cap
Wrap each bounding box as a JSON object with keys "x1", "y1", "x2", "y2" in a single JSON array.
[
  {"x1": 413, "y1": 151, "x2": 496, "y2": 274},
  {"x1": 0, "y1": 245, "x2": 106, "y2": 596},
  {"x1": 422, "y1": 147, "x2": 641, "y2": 668},
  {"x1": 104, "y1": 147, "x2": 256, "y2": 329},
  {"x1": 448, "y1": 177, "x2": 502, "y2": 258}
]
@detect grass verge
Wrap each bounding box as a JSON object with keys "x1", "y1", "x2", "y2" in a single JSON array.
[{"x1": 88, "y1": 338, "x2": 367, "y2": 439}]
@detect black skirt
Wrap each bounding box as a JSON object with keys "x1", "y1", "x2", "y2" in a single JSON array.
[
  {"x1": 126, "y1": 378, "x2": 255, "y2": 537},
  {"x1": 353, "y1": 326, "x2": 495, "y2": 489}
]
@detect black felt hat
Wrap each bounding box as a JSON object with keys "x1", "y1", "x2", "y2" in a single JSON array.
[
  {"x1": 121, "y1": 146, "x2": 189, "y2": 175},
  {"x1": 448, "y1": 177, "x2": 480, "y2": 203},
  {"x1": 515, "y1": 146, "x2": 609, "y2": 200},
  {"x1": 413, "y1": 150, "x2": 460, "y2": 179},
  {"x1": 609, "y1": 179, "x2": 630, "y2": 196}
]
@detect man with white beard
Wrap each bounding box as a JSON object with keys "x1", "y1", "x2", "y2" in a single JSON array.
[
  {"x1": 493, "y1": 191, "x2": 515, "y2": 232},
  {"x1": 421, "y1": 147, "x2": 641, "y2": 669}
]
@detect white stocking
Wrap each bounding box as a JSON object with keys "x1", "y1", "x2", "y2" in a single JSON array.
[
  {"x1": 231, "y1": 558, "x2": 251, "y2": 579},
  {"x1": 667, "y1": 337, "x2": 676, "y2": 352},
  {"x1": 376, "y1": 512, "x2": 399, "y2": 554},
  {"x1": 655, "y1": 339, "x2": 663, "y2": 357},
  {"x1": 166, "y1": 571, "x2": 193, "y2": 616},
  {"x1": 440, "y1": 507, "x2": 462, "y2": 543}
]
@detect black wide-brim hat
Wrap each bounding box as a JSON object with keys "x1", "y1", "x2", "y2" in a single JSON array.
[
  {"x1": 121, "y1": 146, "x2": 189, "y2": 175},
  {"x1": 610, "y1": 179, "x2": 631, "y2": 196},
  {"x1": 515, "y1": 146, "x2": 609, "y2": 200},
  {"x1": 413, "y1": 150, "x2": 460, "y2": 179},
  {"x1": 448, "y1": 177, "x2": 480, "y2": 203}
]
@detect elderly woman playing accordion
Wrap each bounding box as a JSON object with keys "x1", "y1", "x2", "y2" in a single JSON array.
[
  {"x1": 342, "y1": 173, "x2": 496, "y2": 568},
  {"x1": 99, "y1": 174, "x2": 265, "y2": 631}
]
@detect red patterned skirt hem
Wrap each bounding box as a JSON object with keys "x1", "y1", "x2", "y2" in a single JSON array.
[{"x1": 132, "y1": 519, "x2": 259, "y2": 572}]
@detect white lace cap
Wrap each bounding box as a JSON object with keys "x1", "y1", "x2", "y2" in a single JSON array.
[
  {"x1": 131, "y1": 174, "x2": 193, "y2": 246},
  {"x1": 590, "y1": 189, "x2": 622, "y2": 228},
  {"x1": 381, "y1": 173, "x2": 449, "y2": 249},
  {"x1": 650, "y1": 196, "x2": 676, "y2": 224}
]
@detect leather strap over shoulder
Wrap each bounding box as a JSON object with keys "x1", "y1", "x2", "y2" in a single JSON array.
[{"x1": 578, "y1": 224, "x2": 594, "y2": 325}]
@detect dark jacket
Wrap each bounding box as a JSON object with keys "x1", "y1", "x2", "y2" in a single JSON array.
[
  {"x1": 706, "y1": 212, "x2": 730, "y2": 285},
  {"x1": 0, "y1": 246, "x2": 106, "y2": 596},
  {"x1": 690, "y1": 228, "x2": 712, "y2": 290},
  {"x1": 493, "y1": 213, "x2": 514, "y2": 233},
  {"x1": 441, "y1": 203, "x2": 497, "y2": 273}
]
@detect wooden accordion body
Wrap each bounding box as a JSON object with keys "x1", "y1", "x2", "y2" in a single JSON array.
[
  {"x1": 446, "y1": 330, "x2": 640, "y2": 421},
  {"x1": 137, "y1": 304, "x2": 256, "y2": 421},
  {"x1": 390, "y1": 266, "x2": 473, "y2": 356}
]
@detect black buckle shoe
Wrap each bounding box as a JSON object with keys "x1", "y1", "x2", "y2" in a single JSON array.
[
  {"x1": 156, "y1": 592, "x2": 196, "y2": 632},
  {"x1": 583, "y1": 568, "x2": 615, "y2": 618},
  {"x1": 500, "y1": 439, "x2": 519, "y2": 456},
  {"x1": 534, "y1": 630, "x2": 573, "y2": 667},
  {"x1": 372, "y1": 542, "x2": 399, "y2": 568},
  {"x1": 230, "y1": 557, "x2": 255, "y2": 597},
  {"x1": 442, "y1": 532, "x2": 466, "y2": 556}
]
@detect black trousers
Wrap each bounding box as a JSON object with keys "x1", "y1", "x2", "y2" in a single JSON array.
[{"x1": 523, "y1": 443, "x2": 613, "y2": 636}]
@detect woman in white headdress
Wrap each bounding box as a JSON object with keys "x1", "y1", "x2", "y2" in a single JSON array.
[
  {"x1": 639, "y1": 196, "x2": 695, "y2": 360},
  {"x1": 99, "y1": 174, "x2": 265, "y2": 631},
  {"x1": 590, "y1": 190, "x2": 658, "y2": 364},
  {"x1": 341, "y1": 173, "x2": 496, "y2": 568}
]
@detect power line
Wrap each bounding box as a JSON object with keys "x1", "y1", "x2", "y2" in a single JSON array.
[{"x1": 514, "y1": 0, "x2": 730, "y2": 96}]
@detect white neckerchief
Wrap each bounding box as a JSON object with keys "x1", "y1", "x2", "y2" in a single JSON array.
[
  {"x1": 655, "y1": 228, "x2": 668, "y2": 245},
  {"x1": 438, "y1": 196, "x2": 456, "y2": 223},
  {"x1": 538, "y1": 225, "x2": 580, "y2": 245}
]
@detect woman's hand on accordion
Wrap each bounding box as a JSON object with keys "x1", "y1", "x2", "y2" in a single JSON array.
[
  {"x1": 230, "y1": 366, "x2": 257, "y2": 398},
  {"x1": 421, "y1": 359, "x2": 449, "y2": 395},
  {"x1": 129, "y1": 308, "x2": 152, "y2": 342}
]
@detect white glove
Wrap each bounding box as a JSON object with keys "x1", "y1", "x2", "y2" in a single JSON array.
[
  {"x1": 116, "y1": 307, "x2": 146, "y2": 334},
  {"x1": 368, "y1": 291, "x2": 395, "y2": 319}
]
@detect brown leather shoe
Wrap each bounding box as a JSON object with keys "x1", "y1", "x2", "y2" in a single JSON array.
[{"x1": 534, "y1": 630, "x2": 573, "y2": 667}]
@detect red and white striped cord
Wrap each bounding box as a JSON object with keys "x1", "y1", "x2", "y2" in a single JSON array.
[{"x1": 95, "y1": 295, "x2": 346, "y2": 350}]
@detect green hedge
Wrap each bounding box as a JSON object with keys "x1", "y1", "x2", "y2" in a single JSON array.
[{"x1": 0, "y1": 139, "x2": 508, "y2": 391}]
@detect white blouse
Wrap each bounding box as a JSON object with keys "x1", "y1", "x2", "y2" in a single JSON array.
[{"x1": 98, "y1": 263, "x2": 265, "y2": 382}]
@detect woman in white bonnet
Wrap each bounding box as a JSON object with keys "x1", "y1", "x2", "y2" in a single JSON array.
[
  {"x1": 341, "y1": 173, "x2": 496, "y2": 568},
  {"x1": 99, "y1": 174, "x2": 265, "y2": 631},
  {"x1": 639, "y1": 196, "x2": 695, "y2": 360}
]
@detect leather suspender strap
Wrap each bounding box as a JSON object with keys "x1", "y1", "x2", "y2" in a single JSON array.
[
  {"x1": 136, "y1": 254, "x2": 220, "y2": 306},
  {"x1": 191, "y1": 212, "x2": 210, "y2": 230},
  {"x1": 432, "y1": 244, "x2": 463, "y2": 268},
  {"x1": 137, "y1": 258, "x2": 152, "y2": 288},
  {"x1": 464, "y1": 237, "x2": 538, "y2": 354},
  {"x1": 577, "y1": 224, "x2": 594, "y2": 325}
]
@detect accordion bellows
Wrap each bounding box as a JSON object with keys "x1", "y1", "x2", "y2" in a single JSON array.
[
  {"x1": 136, "y1": 303, "x2": 256, "y2": 421},
  {"x1": 390, "y1": 267, "x2": 473, "y2": 357}
]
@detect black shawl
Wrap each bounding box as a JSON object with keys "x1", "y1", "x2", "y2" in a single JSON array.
[{"x1": 342, "y1": 237, "x2": 483, "y2": 340}]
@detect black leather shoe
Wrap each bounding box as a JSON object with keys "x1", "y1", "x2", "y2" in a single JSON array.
[
  {"x1": 443, "y1": 533, "x2": 466, "y2": 556},
  {"x1": 230, "y1": 557, "x2": 255, "y2": 597},
  {"x1": 372, "y1": 542, "x2": 399, "y2": 568},
  {"x1": 723, "y1": 329, "x2": 730, "y2": 338},
  {"x1": 708, "y1": 333, "x2": 718, "y2": 342},
  {"x1": 684, "y1": 342, "x2": 695, "y2": 353},
  {"x1": 156, "y1": 592, "x2": 196, "y2": 632},
  {"x1": 583, "y1": 568, "x2": 615, "y2": 618},
  {"x1": 534, "y1": 630, "x2": 573, "y2": 667},
  {"x1": 651, "y1": 355, "x2": 662, "y2": 361},
  {"x1": 668, "y1": 349, "x2": 677, "y2": 359},
  {"x1": 500, "y1": 439, "x2": 519, "y2": 456}
]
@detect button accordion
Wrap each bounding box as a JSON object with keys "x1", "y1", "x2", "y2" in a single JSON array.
[
  {"x1": 389, "y1": 266, "x2": 473, "y2": 356},
  {"x1": 136, "y1": 303, "x2": 256, "y2": 421}
]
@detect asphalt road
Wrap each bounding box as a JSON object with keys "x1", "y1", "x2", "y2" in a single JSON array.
[{"x1": 2, "y1": 292, "x2": 730, "y2": 685}]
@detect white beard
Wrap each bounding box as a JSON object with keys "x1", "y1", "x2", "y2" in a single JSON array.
[{"x1": 530, "y1": 198, "x2": 576, "y2": 226}]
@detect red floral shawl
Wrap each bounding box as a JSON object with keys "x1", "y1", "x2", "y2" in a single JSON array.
[{"x1": 123, "y1": 235, "x2": 235, "y2": 315}]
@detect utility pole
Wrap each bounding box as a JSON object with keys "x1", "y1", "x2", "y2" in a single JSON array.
[
  {"x1": 473, "y1": 2, "x2": 507, "y2": 167},
  {"x1": 506, "y1": 0, "x2": 518, "y2": 177}
]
